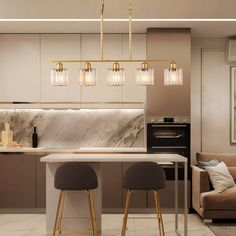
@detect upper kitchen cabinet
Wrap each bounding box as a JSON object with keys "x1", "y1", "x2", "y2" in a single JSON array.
[
  {"x1": 40, "y1": 34, "x2": 81, "y2": 108},
  {"x1": 0, "y1": 35, "x2": 40, "y2": 103},
  {"x1": 80, "y1": 34, "x2": 123, "y2": 108},
  {"x1": 122, "y1": 34, "x2": 146, "y2": 108}
]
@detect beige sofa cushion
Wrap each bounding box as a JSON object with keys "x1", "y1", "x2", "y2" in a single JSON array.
[
  {"x1": 200, "y1": 186, "x2": 236, "y2": 210},
  {"x1": 228, "y1": 167, "x2": 236, "y2": 182},
  {"x1": 197, "y1": 153, "x2": 236, "y2": 167}
]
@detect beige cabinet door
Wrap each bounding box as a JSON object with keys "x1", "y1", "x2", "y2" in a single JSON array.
[
  {"x1": 122, "y1": 34, "x2": 146, "y2": 108},
  {"x1": 0, "y1": 34, "x2": 40, "y2": 102},
  {"x1": 0, "y1": 154, "x2": 35, "y2": 208},
  {"x1": 40, "y1": 34, "x2": 81, "y2": 108},
  {"x1": 80, "y1": 34, "x2": 123, "y2": 108}
]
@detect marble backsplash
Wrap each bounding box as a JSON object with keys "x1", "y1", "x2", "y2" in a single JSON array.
[{"x1": 0, "y1": 109, "x2": 144, "y2": 148}]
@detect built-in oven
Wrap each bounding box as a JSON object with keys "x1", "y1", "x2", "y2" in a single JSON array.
[{"x1": 147, "y1": 123, "x2": 190, "y2": 180}]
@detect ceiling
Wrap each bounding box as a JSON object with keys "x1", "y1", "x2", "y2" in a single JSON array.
[{"x1": 0, "y1": 0, "x2": 236, "y2": 38}]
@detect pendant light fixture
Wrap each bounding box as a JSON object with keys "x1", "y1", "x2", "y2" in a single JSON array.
[
  {"x1": 164, "y1": 61, "x2": 183, "y2": 86},
  {"x1": 51, "y1": 0, "x2": 183, "y2": 88},
  {"x1": 51, "y1": 62, "x2": 68, "y2": 86},
  {"x1": 136, "y1": 62, "x2": 154, "y2": 85},
  {"x1": 107, "y1": 62, "x2": 125, "y2": 86},
  {"x1": 79, "y1": 62, "x2": 96, "y2": 86}
]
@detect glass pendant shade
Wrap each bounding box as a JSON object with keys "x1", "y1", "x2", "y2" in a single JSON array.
[
  {"x1": 136, "y1": 62, "x2": 154, "y2": 85},
  {"x1": 51, "y1": 62, "x2": 68, "y2": 86},
  {"x1": 79, "y1": 62, "x2": 96, "y2": 86},
  {"x1": 164, "y1": 62, "x2": 183, "y2": 86},
  {"x1": 107, "y1": 62, "x2": 125, "y2": 86}
]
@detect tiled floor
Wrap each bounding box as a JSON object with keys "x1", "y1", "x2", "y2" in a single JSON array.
[{"x1": 0, "y1": 214, "x2": 214, "y2": 236}]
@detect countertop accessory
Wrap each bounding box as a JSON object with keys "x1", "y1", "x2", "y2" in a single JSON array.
[
  {"x1": 32, "y1": 126, "x2": 38, "y2": 148},
  {"x1": 1, "y1": 123, "x2": 13, "y2": 147}
]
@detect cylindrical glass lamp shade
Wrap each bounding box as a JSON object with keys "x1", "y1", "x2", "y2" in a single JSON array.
[
  {"x1": 50, "y1": 69, "x2": 69, "y2": 86},
  {"x1": 164, "y1": 68, "x2": 183, "y2": 86},
  {"x1": 79, "y1": 69, "x2": 96, "y2": 86},
  {"x1": 107, "y1": 63, "x2": 125, "y2": 86},
  {"x1": 136, "y1": 68, "x2": 154, "y2": 85}
]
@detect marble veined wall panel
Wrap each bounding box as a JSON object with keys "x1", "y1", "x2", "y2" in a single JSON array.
[{"x1": 0, "y1": 109, "x2": 144, "y2": 148}]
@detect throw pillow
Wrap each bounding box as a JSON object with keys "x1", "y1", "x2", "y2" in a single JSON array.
[
  {"x1": 198, "y1": 159, "x2": 219, "y2": 170},
  {"x1": 205, "y1": 162, "x2": 235, "y2": 193}
]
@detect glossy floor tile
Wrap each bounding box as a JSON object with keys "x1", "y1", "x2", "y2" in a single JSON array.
[{"x1": 0, "y1": 214, "x2": 214, "y2": 236}]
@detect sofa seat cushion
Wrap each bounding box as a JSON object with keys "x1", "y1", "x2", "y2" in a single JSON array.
[{"x1": 200, "y1": 186, "x2": 236, "y2": 210}]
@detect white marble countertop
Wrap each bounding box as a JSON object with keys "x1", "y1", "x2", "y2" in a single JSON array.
[
  {"x1": 0, "y1": 147, "x2": 147, "y2": 153},
  {"x1": 41, "y1": 153, "x2": 187, "y2": 163}
]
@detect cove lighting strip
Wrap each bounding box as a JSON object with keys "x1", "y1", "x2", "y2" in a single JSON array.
[{"x1": 0, "y1": 18, "x2": 236, "y2": 22}]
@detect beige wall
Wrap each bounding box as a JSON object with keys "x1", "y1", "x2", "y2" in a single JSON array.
[
  {"x1": 191, "y1": 38, "x2": 236, "y2": 163},
  {"x1": 146, "y1": 28, "x2": 191, "y2": 118}
]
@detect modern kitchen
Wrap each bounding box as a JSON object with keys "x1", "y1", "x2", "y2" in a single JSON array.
[{"x1": 1, "y1": 1, "x2": 236, "y2": 236}]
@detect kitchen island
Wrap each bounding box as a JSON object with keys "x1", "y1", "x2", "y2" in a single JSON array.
[{"x1": 41, "y1": 153, "x2": 188, "y2": 236}]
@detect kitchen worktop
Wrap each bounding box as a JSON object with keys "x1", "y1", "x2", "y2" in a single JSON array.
[
  {"x1": 0, "y1": 147, "x2": 147, "y2": 153},
  {"x1": 41, "y1": 153, "x2": 187, "y2": 163}
]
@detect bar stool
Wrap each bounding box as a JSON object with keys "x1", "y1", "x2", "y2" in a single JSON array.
[
  {"x1": 53, "y1": 162, "x2": 99, "y2": 236},
  {"x1": 122, "y1": 162, "x2": 166, "y2": 236}
]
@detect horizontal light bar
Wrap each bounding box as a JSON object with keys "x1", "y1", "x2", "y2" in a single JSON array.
[
  {"x1": 0, "y1": 18, "x2": 236, "y2": 22},
  {"x1": 52, "y1": 59, "x2": 171, "y2": 63}
]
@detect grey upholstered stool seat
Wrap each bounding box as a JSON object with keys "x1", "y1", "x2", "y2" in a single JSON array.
[
  {"x1": 54, "y1": 162, "x2": 98, "y2": 190},
  {"x1": 53, "y1": 163, "x2": 99, "y2": 236},
  {"x1": 122, "y1": 162, "x2": 166, "y2": 236},
  {"x1": 124, "y1": 162, "x2": 166, "y2": 190}
]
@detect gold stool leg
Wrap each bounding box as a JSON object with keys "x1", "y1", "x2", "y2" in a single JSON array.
[
  {"x1": 154, "y1": 190, "x2": 165, "y2": 236},
  {"x1": 57, "y1": 191, "x2": 65, "y2": 235},
  {"x1": 121, "y1": 190, "x2": 133, "y2": 236},
  {"x1": 53, "y1": 190, "x2": 64, "y2": 236},
  {"x1": 86, "y1": 190, "x2": 99, "y2": 236}
]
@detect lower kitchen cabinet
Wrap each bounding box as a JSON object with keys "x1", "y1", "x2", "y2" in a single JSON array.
[
  {"x1": 102, "y1": 163, "x2": 123, "y2": 209},
  {"x1": 147, "y1": 181, "x2": 191, "y2": 209},
  {"x1": 0, "y1": 154, "x2": 36, "y2": 208},
  {"x1": 102, "y1": 162, "x2": 147, "y2": 210},
  {"x1": 0, "y1": 153, "x2": 47, "y2": 209},
  {"x1": 35, "y1": 154, "x2": 46, "y2": 208}
]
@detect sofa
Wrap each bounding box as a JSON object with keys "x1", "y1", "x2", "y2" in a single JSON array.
[{"x1": 192, "y1": 152, "x2": 236, "y2": 219}]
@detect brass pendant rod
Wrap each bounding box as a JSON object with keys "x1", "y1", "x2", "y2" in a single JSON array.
[
  {"x1": 52, "y1": 59, "x2": 172, "y2": 63},
  {"x1": 128, "y1": 0, "x2": 133, "y2": 60},
  {"x1": 100, "y1": 0, "x2": 104, "y2": 60}
]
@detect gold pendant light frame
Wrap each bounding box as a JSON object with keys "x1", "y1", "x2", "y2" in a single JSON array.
[{"x1": 51, "y1": 0, "x2": 183, "y2": 86}]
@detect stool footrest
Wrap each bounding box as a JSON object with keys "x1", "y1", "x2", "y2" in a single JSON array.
[{"x1": 54, "y1": 229, "x2": 101, "y2": 235}]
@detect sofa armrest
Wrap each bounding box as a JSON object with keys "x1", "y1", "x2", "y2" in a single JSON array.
[{"x1": 192, "y1": 165, "x2": 210, "y2": 210}]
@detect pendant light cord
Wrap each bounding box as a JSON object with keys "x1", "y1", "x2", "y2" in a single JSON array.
[
  {"x1": 100, "y1": 0, "x2": 104, "y2": 60},
  {"x1": 128, "y1": 0, "x2": 133, "y2": 60}
]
